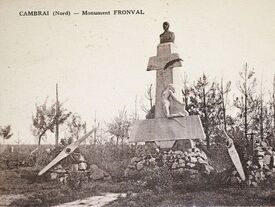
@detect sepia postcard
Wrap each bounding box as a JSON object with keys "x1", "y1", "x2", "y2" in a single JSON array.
[{"x1": 0, "y1": 0, "x2": 275, "y2": 206}]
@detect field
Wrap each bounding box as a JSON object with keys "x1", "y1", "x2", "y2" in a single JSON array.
[
  {"x1": 107, "y1": 186, "x2": 275, "y2": 207},
  {"x1": 0, "y1": 144, "x2": 275, "y2": 206},
  {"x1": 0, "y1": 167, "x2": 274, "y2": 207}
]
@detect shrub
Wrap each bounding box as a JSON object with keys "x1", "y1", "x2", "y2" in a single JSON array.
[
  {"x1": 143, "y1": 165, "x2": 173, "y2": 192},
  {"x1": 66, "y1": 171, "x2": 89, "y2": 190}
]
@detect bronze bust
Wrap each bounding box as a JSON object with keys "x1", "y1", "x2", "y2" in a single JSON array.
[{"x1": 160, "y1": 22, "x2": 175, "y2": 44}]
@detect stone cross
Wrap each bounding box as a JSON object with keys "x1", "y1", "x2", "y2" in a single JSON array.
[
  {"x1": 147, "y1": 42, "x2": 183, "y2": 118},
  {"x1": 129, "y1": 23, "x2": 205, "y2": 149}
]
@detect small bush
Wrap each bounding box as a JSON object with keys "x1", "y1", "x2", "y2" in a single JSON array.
[
  {"x1": 143, "y1": 165, "x2": 173, "y2": 192},
  {"x1": 66, "y1": 171, "x2": 89, "y2": 190}
]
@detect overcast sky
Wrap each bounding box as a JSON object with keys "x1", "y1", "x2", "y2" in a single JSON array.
[{"x1": 0, "y1": 0, "x2": 275, "y2": 144}]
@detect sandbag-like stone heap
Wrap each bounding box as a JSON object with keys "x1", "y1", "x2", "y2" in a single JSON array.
[
  {"x1": 246, "y1": 141, "x2": 275, "y2": 187},
  {"x1": 124, "y1": 147, "x2": 215, "y2": 180}
]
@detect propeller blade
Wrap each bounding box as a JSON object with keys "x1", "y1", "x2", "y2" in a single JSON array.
[{"x1": 38, "y1": 129, "x2": 94, "y2": 176}]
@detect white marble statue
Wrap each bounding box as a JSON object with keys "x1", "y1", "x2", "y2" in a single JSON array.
[{"x1": 162, "y1": 84, "x2": 189, "y2": 118}]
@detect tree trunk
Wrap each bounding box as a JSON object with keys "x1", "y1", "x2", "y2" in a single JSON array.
[
  {"x1": 121, "y1": 138, "x2": 124, "y2": 156},
  {"x1": 183, "y1": 73, "x2": 189, "y2": 111},
  {"x1": 38, "y1": 134, "x2": 43, "y2": 146},
  {"x1": 149, "y1": 84, "x2": 153, "y2": 109},
  {"x1": 55, "y1": 83, "x2": 59, "y2": 146},
  {"x1": 244, "y1": 66, "x2": 248, "y2": 144},
  {"x1": 38, "y1": 127, "x2": 49, "y2": 146},
  {"x1": 260, "y1": 97, "x2": 264, "y2": 140},
  {"x1": 203, "y1": 86, "x2": 210, "y2": 148},
  {"x1": 273, "y1": 74, "x2": 275, "y2": 136},
  {"x1": 259, "y1": 77, "x2": 264, "y2": 140},
  {"x1": 244, "y1": 93, "x2": 248, "y2": 142},
  {"x1": 221, "y1": 79, "x2": 227, "y2": 131}
]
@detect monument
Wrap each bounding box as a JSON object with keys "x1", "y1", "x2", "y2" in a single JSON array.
[{"x1": 129, "y1": 22, "x2": 205, "y2": 150}]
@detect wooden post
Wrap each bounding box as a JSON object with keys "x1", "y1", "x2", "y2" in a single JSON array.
[{"x1": 55, "y1": 83, "x2": 59, "y2": 146}]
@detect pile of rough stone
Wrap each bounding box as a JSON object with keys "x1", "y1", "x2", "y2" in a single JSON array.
[
  {"x1": 125, "y1": 144, "x2": 275, "y2": 187},
  {"x1": 48, "y1": 152, "x2": 111, "y2": 184},
  {"x1": 125, "y1": 147, "x2": 215, "y2": 180},
  {"x1": 246, "y1": 141, "x2": 275, "y2": 187}
]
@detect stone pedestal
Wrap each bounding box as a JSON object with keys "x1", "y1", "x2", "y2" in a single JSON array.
[
  {"x1": 157, "y1": 43, "x2": 177, "y2": 56},
  {"x1": 129, "y1": 116, "x2": 205, "y2": 143}
]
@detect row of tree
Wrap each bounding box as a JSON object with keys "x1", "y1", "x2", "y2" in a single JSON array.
[
  {"x1": 143, "y1": 63, "x2": 275, "y2": 149},
  {"x1": 182, "y1": 63, "x2": 275, "y2": 148},
  {"x1": 30, "y1": 98, "x2": 133, "y2": 146},
  {"x1": 30, "y1": 63, "x2": 275, "y2": 148},
  {"x1": 2, "y1": 63, "x2": 274, "y2": 149}
]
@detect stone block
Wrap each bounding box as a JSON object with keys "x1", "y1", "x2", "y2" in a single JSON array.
[
  {"x1": 157, "y1": 43, "x2": 177, "y2": 56},
  {"x1": 147, "y1": 53, "x2": 182, "y2": 71},
  {"x1": 136, "y1": 162, "x2": 144, "y2": 171},
  {"x1": 173, "y1": 139, "x2": 194, "y2": 151},
  {"x1": 130, "y1": 115, "x2": 205, "y2": 143},
  {"x1": 155, "y1": 140, "x2": 175, "y2": 149}
]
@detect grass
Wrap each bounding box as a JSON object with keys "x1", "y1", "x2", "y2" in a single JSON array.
[
  {"x1": 107, "y1": 185, "x2": 275, "y2": 207},
  {"x1": 1, "y1": 170, "x2": 274, "y2": 206},
  {"x1": 1, "y1": 144, "x2": 275, "y2": 206},
  {"x1": 0, "y1": 167, "x2": 125, "y2": 206},
  {"x1": 0, "y1": 166, "x2": 145, "y2": 207}
]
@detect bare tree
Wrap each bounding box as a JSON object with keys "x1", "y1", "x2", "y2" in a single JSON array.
[
  {"x1": 189, "y1": 74, "x2": 221, "y2": 148},
  {"x1": 181, "y1": 72, "x2": 190, "y2": 111},
  {"x1": 217, "y1": 78, "x2": 231, "y2": 131},
  {"x1": 67, "y1": 113, "x2": 87, "y2": 142},
  {"x1": 106, "y1": 107, "x2": 131, "y2": 149},
  {"x1": 91, "y1": 112, "x2": 100, "y2": 145},
  {"x1": 264, "y1": 75, "x2": 275, "y2": 146},
  {"x1": 133, "y1": 95, "x2": 139, "y2": 120},
  {"x1": 146, "y1": 84, "x2": 154, "y2": 109},
  {"x1": 141, "y1": 84, "x2": 154, "y2": 113},
  {"x1": 234, "y1": 63, "x2": 257, "y2": 143},
  {"x1": 55, "y1": 83, "x2": 59, "y2": 146},
  {"x1": 259, "y1": 76, "x2": 264, "y2": 140},
  {"x1": 32, "y1": 98, "x2": 71, "y2": 145}
]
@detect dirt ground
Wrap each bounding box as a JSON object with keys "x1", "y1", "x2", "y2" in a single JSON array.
[
  {"x1": 108, "y1": 187, "x2": 275, "y2": 207},
  {"x1": 0, "y1": 167, "x2": 100, "y2": 206},
  {"x1": 0, "y1": 167, "x2": 275, "y2": 207}
]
